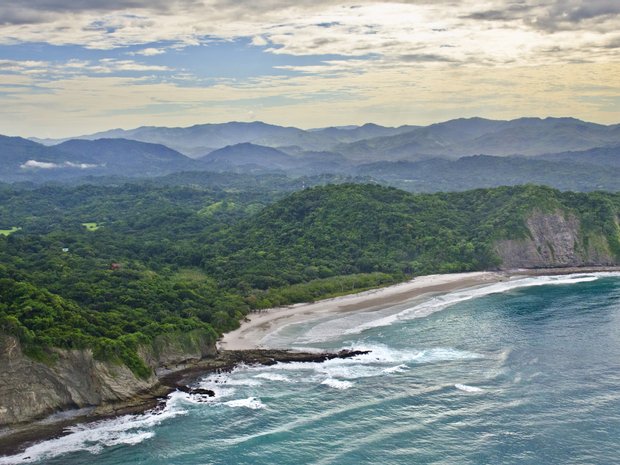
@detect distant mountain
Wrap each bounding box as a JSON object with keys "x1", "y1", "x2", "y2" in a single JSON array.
[
  {"x1": 292, "y1": 151, "x2": 349, "y2": 174},
  {"x1": 464, "y1": 118, "x2": 620, "y2": 156},
  {"x1": 538, "y1": 145, "x2": 620, "y2": 168},
  {"x1": 199, "y1": 143, "x2": 295, "y2": 172},
  {"x1": 29, "y1": 117, "x2": 620, "y2": 162},
  {"x1": 55, "y1": 138, "x2": 198, "y2": 176},
  {"x1": 0, "y1": 135, "x2": 88, "y2": 165},
  {"x1": 199, "y1": 143, "x2": 349, "y2": 175},
  {"x1": 311, "y1": 123, "x2": 417, "y2": 143},
  {"x1": 0, "y1": 136, "x2": 201, "y2": 182},
  {"x1": 355, "y1": 155, "x2": 620, "y2": 192},
  {"x1": 10, "y1": 116, "x2": 620, "y2": 188},
  {"x1": 30, "y1": 122, "x2": 418, "y2": 157},
  {"x1": 0, "y1": 135, "x2": 98, "y2": 182},
  {"x1": 337, "y1": 117, "x2": 620, "y2": 161},
  {"x1": 40, "y1": 122, "x2": 343, "y2": 157}
]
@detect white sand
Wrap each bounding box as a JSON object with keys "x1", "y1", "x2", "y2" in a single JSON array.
[{"x1": 218, "y1": 271, "x2": 505, "y2": 350}]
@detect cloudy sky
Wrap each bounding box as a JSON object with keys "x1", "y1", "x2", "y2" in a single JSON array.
[{"x1": 1, "y1": 0, "x2": 619, "y2": 137}]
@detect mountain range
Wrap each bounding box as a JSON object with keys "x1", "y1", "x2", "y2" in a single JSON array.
[
  {"x1": 32, "y1": 122, "x2": 417, "y2": 157},
  {"x1": 2, "y1": 117, "x2": 618, "y2": 190},
  {"x1": 29, "y1": 117, "x2": 620, "y2": 160}
]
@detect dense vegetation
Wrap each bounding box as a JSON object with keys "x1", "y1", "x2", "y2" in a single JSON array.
[{"x1": 1, "y1": 181, "x2": 619, "y2": 377}]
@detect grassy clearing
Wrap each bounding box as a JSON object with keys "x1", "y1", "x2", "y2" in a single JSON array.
[
  {"x1": 0, "y1": 227, "x2": 21, "y2": 236},
  {"x1": 174, "y1": 267, "x2": 214, "y2": 284},
  {"x1": 82, "y1": 222, "x2": 100, "y2": 231},
  {"x1": 198, "y1": 201, "x2": 237, "y2": 217}
]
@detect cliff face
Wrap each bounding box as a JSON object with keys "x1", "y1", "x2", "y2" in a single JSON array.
[
  {"x1": 0, "y1": 331, "x2": 215, "y2": 428},
  {"x1": 494, "y1": 210, "x2": 618, "y2": 269}
]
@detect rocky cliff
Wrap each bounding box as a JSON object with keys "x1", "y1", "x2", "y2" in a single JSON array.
[
  {"x1": 0, "y1": 331, "x2": 215, "y2": 428},
  {"x1": 494, "y1": 209, "x2": 619, "y2": 269}
]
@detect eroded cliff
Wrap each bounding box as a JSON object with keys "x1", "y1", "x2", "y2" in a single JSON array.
[
  {"x1": 494, "y1": 209, "x2": 619, "y2": 269},
  {"x1": 0, "y1": 331, "x2": 215, "y2": 428}
]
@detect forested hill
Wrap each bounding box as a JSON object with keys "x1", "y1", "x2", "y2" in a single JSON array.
[
  {"x1": 208, "y1": 184, "x2": 620, "y2": 287},
  {"x1": 1, "y1": 183, "x2": 620, "y2": 378}
]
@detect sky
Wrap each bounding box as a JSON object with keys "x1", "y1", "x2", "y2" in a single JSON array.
[{"x1": 0, "y1": 0, "x2": 619, "y2": 138}]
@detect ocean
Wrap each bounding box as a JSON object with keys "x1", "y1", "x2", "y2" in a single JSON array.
[{"x1": 3, "y1": 273, "x2": 620, "y2": 465}]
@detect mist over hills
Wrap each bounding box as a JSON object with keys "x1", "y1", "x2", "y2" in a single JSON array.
[
  {"x1": 2, "y1": 116, "x2": 619, "y2": 191},
  {"x1": 56, "y1": 139, "x2": 199, "y2": 176},
  {"x1": 0, "y1": 137, "x2": 201, "y2": 182}
]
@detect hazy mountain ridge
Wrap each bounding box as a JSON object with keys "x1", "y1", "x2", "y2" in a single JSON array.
[
  {"x1": 354, "y1": 155, "x2": 620, "y2": 192},
  {"x1": 31, "y1": 121, "x2": 418, "y2": 157},
  {"x1": 199, "y1": 143, "x2": 295, "y2": 172},
  {"x1": 56, "y1": 138, "x2": 199, "y2": 176},
  {"x1": 0, "y1": 137, "x2": 200, "y2": 181},
  {"x1": 538, "y1": 145, "x2": 620, "y2": 167},
  {"x1": 32, "y1": 117, "x2": 620, "y2": 161},
  {"x1": 200, "y1": 143, "x2": 349, "y2": 175},
  {"x1": 2, "y1": 117, "x2": 618, "y2": 190},
  {"x1": 0, "y1": 135, "x2": 92, "y2": 166},
  {"x1": 336, "y1": 117, "x2": 620, "y2": 160},
  {"x1": 310, "y1": 123, "x2": 418, "y2": 143}
]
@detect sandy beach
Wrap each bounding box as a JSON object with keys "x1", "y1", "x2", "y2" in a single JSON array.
[
  {"x1": 218, "y1": 271, "x2": 507, "y2": 350},
  {"x1": 219, "y1": 266, "x2": 620, "y2": 351}
]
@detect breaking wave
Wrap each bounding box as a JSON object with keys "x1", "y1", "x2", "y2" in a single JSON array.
[{"x1": 0, "y1": 392, "x2": 189, "y2": 465}]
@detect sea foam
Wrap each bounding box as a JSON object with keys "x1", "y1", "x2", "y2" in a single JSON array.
[
  {"x1": 223, "y1": 397, "x2": 265, "y2": 409},
  {"x1": 321, "y1": 378, "x2": 354, "y2": 390},
  {"x1": 0, "y1": 392, "x2": 188, "y2": 464},
  {"x1": 254, "y1": 373, "x2": 291, "y2": 382},
  {"x1": 455, "y1": 383, "x2": 484, "y2": 393}
]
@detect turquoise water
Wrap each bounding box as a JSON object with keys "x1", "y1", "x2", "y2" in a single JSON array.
[{"x1": 3, "y1": 273, "x2": 620, "y2": 465}]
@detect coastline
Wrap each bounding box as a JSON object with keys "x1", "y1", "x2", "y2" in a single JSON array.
[
  {"x1": 219, "y1": 271, "x2": 504, "y2": 351},
  {"x1": 2, "y1": 265, "x2": 619, "y2": 458},
  {"x1": 0, "y1": 348, "x2": 368, "y2": 457},
  {"x1": 219, "y1": 266, "x2": 620, "y2": 351}
]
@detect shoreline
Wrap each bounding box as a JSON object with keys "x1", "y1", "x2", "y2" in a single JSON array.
[
  {"x1": 0, "y1": 348, "x2": 368, "y2": 458},
  {"x1": 2, "y1": 265, "x2": 619, "y2": 458},
  {"x1": 219, "y1": 270, "x2": 503, "y2": 351},
  {"x1": 219, "y1": 266, "x2": 620, "y2": 351}
]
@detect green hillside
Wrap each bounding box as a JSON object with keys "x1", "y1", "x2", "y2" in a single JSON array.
[
  {"x1": 207, "y1": 184, "x2": 620, "y2": 288},
  {"x1": 1, "y1": 182, "x2": 619, "y2": 375}
]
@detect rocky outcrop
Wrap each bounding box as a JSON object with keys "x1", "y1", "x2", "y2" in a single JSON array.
[
  {"x1": 0, "y1": 327, "x2": 369, "y2": 433},
  {"x1": 0, "y1": 330, "x2": 215, "y2": 429},
  {"x1": 494, "y1": 209, "x2": 618, "y2": 269}
]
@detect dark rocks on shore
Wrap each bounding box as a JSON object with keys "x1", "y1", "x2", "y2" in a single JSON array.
[
  {"x1": 175, "y1": 386, "x2": 216, "y2": 397},
  {"x1": 166, "y1": 348, "x2": 370, "y2": 390},
  {"x1": 0, "y1": 348, "x2": 370, "y2": 456}
]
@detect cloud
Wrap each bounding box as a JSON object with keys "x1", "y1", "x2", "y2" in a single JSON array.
[
  {"x1": 398, "y1": 53, "x2": 457, "y2": 63},
  {"x1": 21, "y1": 160, "x2": 60, "y2": 169},
  {"x1": 1, "y1": 0, "x2": 618, "y2": 67},
  {"x1": 251, "y1": 36, "x2": 268, "y2": 46},
  {"x1": 0, "y1": 1, "x2": 202, "y2": 24},
  {"x1": 463, "y1": 1, "x2": 620, "y2": 32},
  {"x1": 600, "y1": 36, "x2": 620, "y2": 49},
  {"x1": 462, "y1": 2, "x2": 534, "y2": 21},
  {"x1": 21, "y1": 159, "x2": 100, "y2": 169},
  {"x1": 0, "y1": 58, "x2": 171, "y2": 79},
  {"x1": 132, "y1": 47, "x2": 165, "y2": 55},
  {"x1": 95, "y1": 58, "x2": 171, "y2": 72},
  {"x1": 2, "y1": 57, "x2": 618, "y2": 138},
  {"x1": 0, "y1": 1, "x2": 618, "y2": 136}
]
